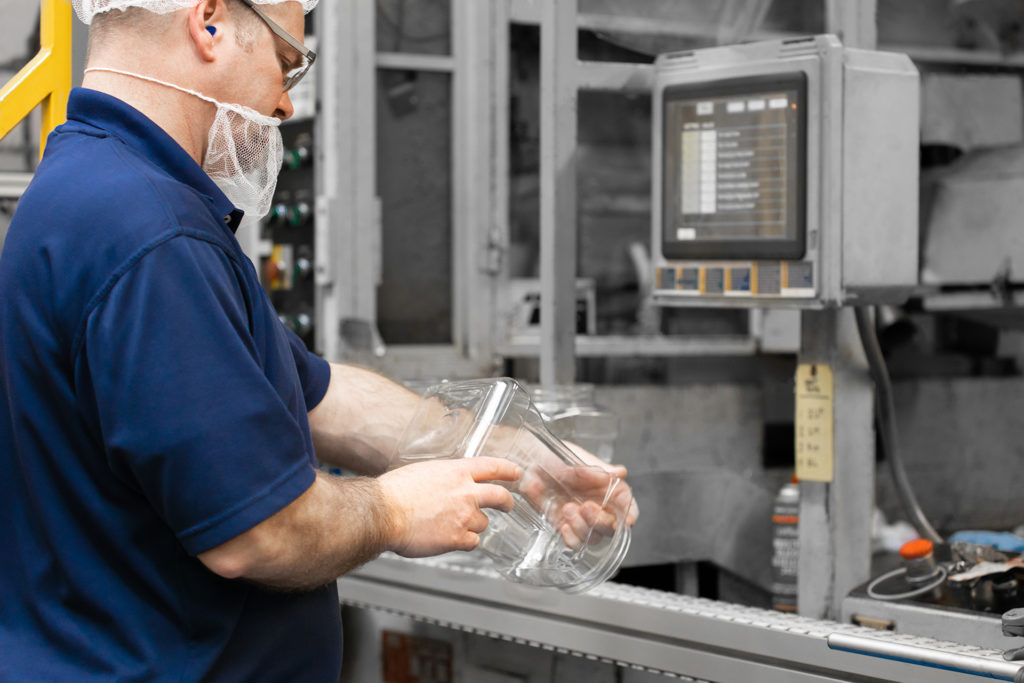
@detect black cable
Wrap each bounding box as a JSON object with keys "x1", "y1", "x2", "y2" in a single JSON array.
[{"x1": 855, "y1": 306, "x2": 943, "y2": 544}]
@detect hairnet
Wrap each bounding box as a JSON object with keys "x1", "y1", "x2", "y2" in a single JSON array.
[{"x1": 72, "y1": 0, "x2": 319, "y2": 25}]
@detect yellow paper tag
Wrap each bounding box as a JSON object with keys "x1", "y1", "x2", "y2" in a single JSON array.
[{"x1": 795, "y1": 363, "x2": 834, "y2": 482}]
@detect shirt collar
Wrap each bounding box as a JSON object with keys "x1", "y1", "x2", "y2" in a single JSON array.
[{"x1": 64, "y1": 87, "x2": 244, "y2": 231}]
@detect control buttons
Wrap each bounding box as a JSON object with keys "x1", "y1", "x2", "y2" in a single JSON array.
[
  {"x1": 283, "y1": 145, "x2": 310, "y2": 171},
  {"x1": 787, "y1": 261, "x2": 814, "y2": 289},
  {"x1": 680, "y1": 267, "x2": 700, "y2": 291},
  {"x1": 728, "y1": 267, "x2": 751, "y2": 292},
  {"x1": 286, "y1": 202, "x2": 311, "y2": 228},
  {"x1": 266, "y1": 202, "x2": 312, "y2": 228},
  {"x1": 268, "y1": 203, "x2": 288, "y2": 227},
  {"x1": 704, "y1": 267, "x2": 724, "y2": 294},
  {"x1": 758, "y1": 263, "x2": 782, "y2": 295},
  {"x1": 658, "y1": 267, "x2": 676, "y2": 289},
  {"x1": 282, "y1": 133, "x2": 313, "y2": 171},
  {"x1": 654, "y1": 261, "x2": 816, "y2": 298},
  {"x1": 294, "y1": 257, "x2": 313, "y2": 282}
]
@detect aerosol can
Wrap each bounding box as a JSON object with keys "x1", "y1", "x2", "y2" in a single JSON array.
[{"x1": 771, "y1": 475, "x2": 800, "y2": 612}]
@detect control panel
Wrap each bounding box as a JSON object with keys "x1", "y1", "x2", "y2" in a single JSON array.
[
  {"x1": 262, "y1": 123, "x2": 317, "y2": 348},
  {"x1": 651, "y1": 35, "x2": 920, "y2": 308}
]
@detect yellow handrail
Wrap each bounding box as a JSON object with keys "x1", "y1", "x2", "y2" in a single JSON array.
[{"x1": 0, "y1": 0, "x2": 73, "y2": 159}]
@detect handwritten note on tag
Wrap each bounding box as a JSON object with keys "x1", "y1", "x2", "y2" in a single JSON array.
[{"x1": 795, "y1": 363, "x2": 834, "y2": 482}]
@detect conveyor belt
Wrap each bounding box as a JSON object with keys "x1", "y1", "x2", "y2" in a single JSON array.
[{"x1": 337, "y1": 554, "x2": 1024, "y2": 682}]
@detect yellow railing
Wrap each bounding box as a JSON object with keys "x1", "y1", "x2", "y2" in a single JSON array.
[{"x1": 0, "y1": 0, "x2": 73, "y2": 159}]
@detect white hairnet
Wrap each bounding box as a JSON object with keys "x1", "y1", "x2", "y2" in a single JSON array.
[{"x1": 73, "y1": 0, "x2": 319, "y2": 25}]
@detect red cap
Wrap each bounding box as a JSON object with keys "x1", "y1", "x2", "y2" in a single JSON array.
[{"x1": 899, "y1": 538, "x2": 934, "y2": 560}]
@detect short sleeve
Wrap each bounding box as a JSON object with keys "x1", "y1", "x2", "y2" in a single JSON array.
[
  {"x1": 283, "y1": 327, "x2": 330, "y2": 411},
  {"x1": 77, "y1": 234, "x2": 316, "y2": 556}
]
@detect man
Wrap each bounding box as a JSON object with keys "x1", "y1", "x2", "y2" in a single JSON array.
[{"x1": 0, "y1": 1, "x2": 634, "y2": 680}]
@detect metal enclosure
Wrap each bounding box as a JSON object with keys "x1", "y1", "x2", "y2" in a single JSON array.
[{"x1": 651, "y1": 35, "x2": 920, "y2": 308}]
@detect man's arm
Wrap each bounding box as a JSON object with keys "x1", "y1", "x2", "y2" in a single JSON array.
[
  {"x1": 198, "y1": 456, "x2": 520, "y2": 591},
  {"x1": 306, "y1": 363, "x2": 423, "y2": 475}
]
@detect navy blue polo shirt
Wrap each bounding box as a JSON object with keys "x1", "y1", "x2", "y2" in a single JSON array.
[{"x1": 0, "y1": 89, "x2": 342, "y2": 681}]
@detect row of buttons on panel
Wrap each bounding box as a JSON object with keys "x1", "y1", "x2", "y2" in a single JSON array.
[{"x1": 656, "y1": 262, "x2": 814, "y2": 296}]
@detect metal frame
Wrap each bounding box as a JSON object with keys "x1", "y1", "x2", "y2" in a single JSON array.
[
  {"x1": 519, "y1": 1, "x2": 780, "y2": 372},
  {"x1": 320, "y1": 0, "x2": 791, "y2": 373},
  {"x1": 798, "y1": 0, "x2": 880, "y2": 621},
  {"x1": 0, "y1": 173, "x2": 33, "y2": 199},
  {"x1": 798, "y1": 309, "x2": 875, "y2": 619},
  {"x1": 317, "y1": 0, "x2": 500, "y2": 377},
  {"x1": 0, "y1": 0, "x2": 72, "y2": 159},
  {"x1": 314, "y1": 0, "x2": 375, "y2": 360},
  {"x1": 538, "y1": 0, "x2": 579, "y2": 385}
]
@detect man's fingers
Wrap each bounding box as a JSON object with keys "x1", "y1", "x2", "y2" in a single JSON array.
[
  {"x1": 626, "y1": 498, "x2": 640, "y2": 526},
  {"x1": 458, "y1": 530, "x2": 481, "y2": 551},
  {"x1": 476, "y1": 483, "x2": 516, "y2": 513},
  {"x1": 467, "y1": 456, "x2": 523, "y2": 483},
  {"x1": 579, "y1": 500, "x2": 605, "y2": 526},
  {"x1": 467, "y1": 510, "x2": 490, "y2": 534},
  {"x1": 559, "y1": 515, "x2": 585, "y2": 550}
]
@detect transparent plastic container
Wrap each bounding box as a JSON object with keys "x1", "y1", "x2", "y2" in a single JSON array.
[
  {"x1": 393, "y1": 378, "x2": 632, "y2": 593},
  {"x1": 530, "y1": 384, "x2": 618, "y2": 464}
]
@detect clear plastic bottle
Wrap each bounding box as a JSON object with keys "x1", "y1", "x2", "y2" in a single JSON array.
[
  {"x1": 530, "y1": 384, "x2": 618, "y2": 464},
  {"x1": 393, "y1": 378, "x2": 633, "y2": 593}
]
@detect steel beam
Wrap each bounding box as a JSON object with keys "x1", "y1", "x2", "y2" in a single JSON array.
[{"x1": 538, "y1": 0, "x2": 578, "y2": 385}]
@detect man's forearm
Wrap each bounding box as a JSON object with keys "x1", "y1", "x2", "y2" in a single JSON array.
[
  {"x1": 308, "y1": 363, "x2": 424, "y2": 475},
  {"x1": 198, "y1": 471, "x2": 394, "y2": 591}
]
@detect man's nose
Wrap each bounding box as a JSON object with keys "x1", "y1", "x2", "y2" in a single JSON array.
[{"x1": 275, "y1": 90, "x2": 295, "y2": 121}]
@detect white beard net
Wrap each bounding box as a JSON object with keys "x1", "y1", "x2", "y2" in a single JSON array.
[
  {"x1": 72, "y1": 0, "x2": 319, "y2": 24},
  {"x1": 204, "y1": 103, "x2": 284, "y2": 219}
]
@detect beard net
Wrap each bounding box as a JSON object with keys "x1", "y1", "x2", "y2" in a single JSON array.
[
  {"x1": 203, "y1": 103, "x2": 284, "y2": 218},
  {"x1": 72, "y1": 0, "x2": 319, "y2": 24}
]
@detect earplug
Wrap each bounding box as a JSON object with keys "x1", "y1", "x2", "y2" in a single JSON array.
[{"x1": 205, "y1": 26, "x2": 217, "y2": 37}]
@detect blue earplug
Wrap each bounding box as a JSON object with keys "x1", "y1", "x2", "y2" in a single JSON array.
[{"x1": 205, "y1": 26, "x2": 217, "y2": 37}]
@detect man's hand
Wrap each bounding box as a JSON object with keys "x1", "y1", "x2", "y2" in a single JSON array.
[
  {"x1": 378, "y1": 457, "x2": 522, "y2": 557},
  {"x1": 518, "y1": 443, "x2": 639, "y2": 551},
  {"x1": 564, "y1": 446, "x2": 639, "y2": 528}
]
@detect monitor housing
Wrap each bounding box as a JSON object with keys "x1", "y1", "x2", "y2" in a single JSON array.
[{"x1": 651, "y1": 35, "x2": 920, "y2": 308}]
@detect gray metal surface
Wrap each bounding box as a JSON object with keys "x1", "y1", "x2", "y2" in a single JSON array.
[
  {"x1": 842, "y1": 593, "x2": 1018, "y2": 652},
  {"x1": 798, "y1": 309, "x2": 875, "y2": 620},
  {"x1": 828, "y1": 632, "x2": 1021, "y2": 681},
  {"x1": 338, "y1": 555, "x2": 1023, "y2": 682},
  {"x1": 538, "y1": 0, "x2": 579, "y2": 386},
  {"x1": 0, "y1": 172, "x2": 31, "y2": 198},
  {"x1": 314, "y1": 0, "x2": 375, "y2": 360}
]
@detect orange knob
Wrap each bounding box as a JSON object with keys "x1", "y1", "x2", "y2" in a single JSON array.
[{"x1": 899, "y1": 538, "x2": 934, "y2": 560}]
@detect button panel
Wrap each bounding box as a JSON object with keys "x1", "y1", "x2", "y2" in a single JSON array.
[{"x1": 654, "y1": 261, "x2": 816, "y2": 300}]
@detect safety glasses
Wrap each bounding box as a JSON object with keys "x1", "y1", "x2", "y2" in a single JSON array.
[{"x1": 237, "y1": 0, "x2": 317, "y2": 91}]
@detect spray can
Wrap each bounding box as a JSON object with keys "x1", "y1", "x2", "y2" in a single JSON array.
[{"x1": 771, "y1": 475, "x2": 800, "y2": 612}]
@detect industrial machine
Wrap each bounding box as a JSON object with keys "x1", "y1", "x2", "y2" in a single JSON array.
[{"x1": 335, "y1": 24, "x2": 1024, "y2": 682}]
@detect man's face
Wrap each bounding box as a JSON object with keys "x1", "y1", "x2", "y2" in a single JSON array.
[{"x1": 223, "y1": 1, "x2": 307, "y2": 121}]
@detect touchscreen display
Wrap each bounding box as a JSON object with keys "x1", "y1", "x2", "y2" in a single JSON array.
[{"x1": 662, "y1": 73, "x2": 806, "y2": 259}]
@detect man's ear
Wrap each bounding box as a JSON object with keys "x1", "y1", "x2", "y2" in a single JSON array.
[{"x1": 187, "y1": 0, "x2": 229, "y2": 63}]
